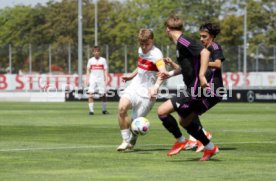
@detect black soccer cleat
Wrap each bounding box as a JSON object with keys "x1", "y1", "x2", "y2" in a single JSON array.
[
  {"x1": 102, "y1": 110, "x2": 109, "y2": 115},
  {"x1": 89, "y1": 112, "x2": 94, "y2": 115}
]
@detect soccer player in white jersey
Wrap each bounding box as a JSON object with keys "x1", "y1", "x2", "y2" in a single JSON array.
[
  {"x1": 117, "y1": 28, "x2": 167, "y2": 151},
  {"x1": 86, "y1": 46, "x2": 109, "y2": 115}
]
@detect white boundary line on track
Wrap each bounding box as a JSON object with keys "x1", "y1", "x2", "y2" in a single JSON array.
[{"x1": 0, "y1": 141, "x2": 275, "y2": 152}]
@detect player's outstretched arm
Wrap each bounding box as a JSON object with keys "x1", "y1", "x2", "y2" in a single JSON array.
[
  {"x1": 122, "y1": 68, "x2": 138, "y2": 82},
  {"x1": 157, "y1": 57, "x2": 181, "y2": 80},
  {"x1": 164, "y1": 57, "x2": 181, "y2": 71}
]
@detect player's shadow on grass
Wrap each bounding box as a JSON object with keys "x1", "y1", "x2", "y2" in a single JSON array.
[
  {"x1": 188, "y1": 147, "x2": 237, "y2": 151},
  {"x1": 218, "y1": 147, "x2": 236, "y2": 151},
  {"x1": 131, "y1": 148, "x2": 168, "y2": 153},
  {"x1": 187, "y1": 147, "x2": 237, "y2": 152},
  {"x1": 167, "y1": 158, "x2": 222, "y2": 162}
]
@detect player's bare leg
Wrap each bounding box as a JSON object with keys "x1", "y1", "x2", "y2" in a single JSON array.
[{"x1": 117, "y1": 97, "x2": 133, "y2": 151}]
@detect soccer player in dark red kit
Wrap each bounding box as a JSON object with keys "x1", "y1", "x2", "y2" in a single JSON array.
[{"x1": 157, "y1": 15, "x2": 224, "y2": 161}]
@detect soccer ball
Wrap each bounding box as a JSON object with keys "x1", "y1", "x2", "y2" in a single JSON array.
[{"x1": 131, "y1": 117, "x2": 150, "y2": 135}]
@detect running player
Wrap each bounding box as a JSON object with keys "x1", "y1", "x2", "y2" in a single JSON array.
[
  {"x1": 86, "y1": 46, "x2": 109, "y2": 115},
  {"x1": 187, "y1": 22, "x2": 225, "y2": 152},
  {"x1": 163, "y1": 58, "x2": 213, "y2": 152},
  {"x1": 117, "y1": 28, "x2": 166, "y2": 151},
  {"x1": 157, "y1": 15, "x2": 223, "y2": 161}
]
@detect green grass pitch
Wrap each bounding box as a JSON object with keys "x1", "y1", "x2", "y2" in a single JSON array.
[{"x1": 0, "y1": 102, "x2": 276, "y2": 181}]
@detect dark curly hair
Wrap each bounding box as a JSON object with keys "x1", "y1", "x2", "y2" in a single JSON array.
[{"x1": 199, "y1": 23, "x2": 221, "y2": 38}]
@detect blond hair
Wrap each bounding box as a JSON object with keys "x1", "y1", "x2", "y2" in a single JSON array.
[
  {"x1": 164, "y1": 15, "x2": 183, "y2": 31},
  {"x1": 138, "y1": 29, "x2": 154, "y2": 42}
]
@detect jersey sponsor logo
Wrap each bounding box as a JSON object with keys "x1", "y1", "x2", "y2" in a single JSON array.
[
  {"x1": 90, "y1": 64, "x2": 104, "y2": 70},
  {"x1": 137, "y1": 57, "x2": 158, "y2": 72}
]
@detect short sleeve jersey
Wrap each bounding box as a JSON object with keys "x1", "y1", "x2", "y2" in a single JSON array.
[
  {"x1": 129, "y1": 46, "x2": 163, "y2": 89},
  {"x1": 176, "y1": 35, "x2": 204, "y2": 93},
  {"x1": 206, "y1": 42, "x2": 225, "y2": 89},
  {"x1": 87, "y1": 57, "x2": 108, "y2": 80},
  {"x1": 208, "y1": 42, "x2": 225, "y2": 63}
]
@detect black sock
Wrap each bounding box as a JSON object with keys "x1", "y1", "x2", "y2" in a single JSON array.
[
  {"x1": 184, "y1": 121, "x2": 209, "y2": 145},
  {"x1": 192, "y1": 115, "x2": 202, "y2": 127},
  {"x1": 159, "y1": 114, "x2": 182, "y2": 139}
]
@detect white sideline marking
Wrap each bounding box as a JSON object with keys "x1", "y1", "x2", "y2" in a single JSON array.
[{"x1": 0, "y1": 141, "x2": 275, "y2": 152}]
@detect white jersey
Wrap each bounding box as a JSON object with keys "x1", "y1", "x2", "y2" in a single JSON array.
[
  {"x1": 126, "y1": 46, "x2": 163, "y2": 98},
  {"x1": 87, "y1": 57, "x2": 108, "y2": 81}
]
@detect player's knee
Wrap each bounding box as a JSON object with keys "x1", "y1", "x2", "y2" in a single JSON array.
[
  {"x1": 118, "y1": 105, "x2": 127, "y2": 116},
  {"x1": 157, "y1": 106, "x2": 166, "y2": 117}
]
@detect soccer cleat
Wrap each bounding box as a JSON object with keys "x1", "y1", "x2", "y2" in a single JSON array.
[
  {"x1": 185, "y1": 140, "x2": 198, "y2": 150},
  {"x1": 200, "y1": 146, "x2": 219, "y2": 161},
  {"x1": 205, "y1": 131, "x2": 213, "y2": 140},
  {"x1": 89, "y1": 112, "x2": 94, "y2": 115},
  {"x1": 167, "y1": 140, "x2": 189, "y2": 156},
  {"x1": 129, "y1": 133, "x2": 138, "y2": 147},
  {"x1": 196, "y1": 131, "x2": 213, "y2": 152},
  {"x1": 196, "y1": 141, "x2": 204, "y2": 152},
  {"x1": 102, "y1": 110, "x2": 109, "y2": 114},
  {"x1": 116, "y1": 141, "x2": 133, "y2": 151}
]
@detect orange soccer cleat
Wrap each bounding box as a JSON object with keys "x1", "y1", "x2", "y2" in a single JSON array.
[
  {"x1": 167, "y1": 140, "x2": 189, "y2": 156},
  {"x1": 196, "y1": 131, "x2": 213, "y2": 152},
  {"x1": 196, "y1": 141, "x2": 204, "y2": 152},
  {"x1": 205, "y1": 131, "x2": 213, "y2": 140},
  {"x1": 185, "y1": 140, "x2": 198, "y2": 150},
  {"x1": 200, "y1": 146, "x2": 219, "y2": 161}
]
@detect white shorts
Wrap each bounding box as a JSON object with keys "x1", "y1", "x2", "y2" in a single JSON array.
[
  {"x1": 121, "y1": 87, "x2": 155, "y2": 119},
  {"x1": 87, "y1": 80, "x2": 106, "y2": 95}
]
